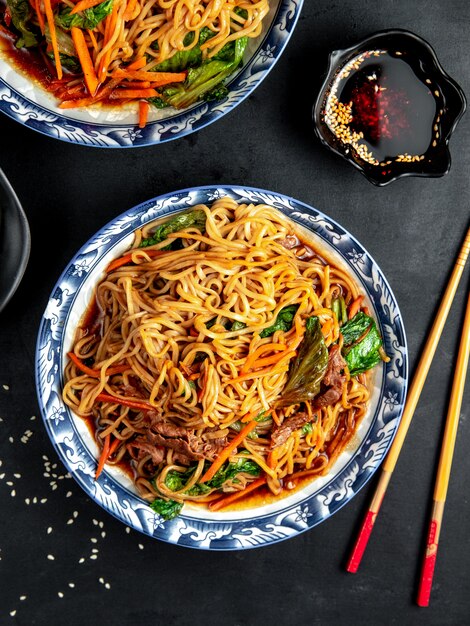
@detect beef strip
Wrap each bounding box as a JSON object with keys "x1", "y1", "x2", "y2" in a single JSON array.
[
  {"x1": 270, "y1": 411, "x2": 310, "y2": 448},
  {"x1": 313, "y1": 344, "x2": 346, "y2": 409},
  {"x1": 271, "y1": 346, "x2": 347, "y2": 448},
  {"x1": 127, "y1": 439, "x2": 165, "y2": 465}
]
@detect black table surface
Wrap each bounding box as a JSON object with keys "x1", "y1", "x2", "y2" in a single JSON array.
[{"x1": 1, "y1": 1, "x2": 469, "y2": 624}]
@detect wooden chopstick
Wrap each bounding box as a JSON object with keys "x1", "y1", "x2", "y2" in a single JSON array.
[
  {"x1": 346, "y1": 226, "x2": 470, "y2": 573},
  {"x1": 417, "y1": 289, "x2": 470, "y2": 607}
]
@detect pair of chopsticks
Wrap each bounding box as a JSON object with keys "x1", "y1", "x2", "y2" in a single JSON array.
[{"x1": 346, "y1": 225, "x2": 470, "y2": 606}]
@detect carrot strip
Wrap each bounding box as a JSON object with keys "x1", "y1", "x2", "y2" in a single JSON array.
[
  {"x1": 67, "y1": 352, "x2": 128, "y2": 378},
  {"x1": 43, "y1": 0, "x2": 62, "y2": 79},
  {"x1": 88, "y1": 28, "x2": 98, "y2": 52},
  {"x1": 249, "y1": 349, "x2": 296, "y2": 371},
  {"x1": 209, "y1": 477, "x2": 267, "y2": 511},
  {"x1": 98, "y1": 0, "x2": 119, "y2": 80},
  {"x1": 348, "y1": 295, "x2": 364, "y2": 320},
  {"x1": 96, "y1": 392, "x2": 154, "y2": 412},
  {"x1": 199, "y1": 421, "x2": 258, "y2": 483},
  {"x1": 139, "y1": 100, "x2": 149, "y2": 128},
  {"x1": 122, "y1": 81, "x2": 151, "y2": 89},
  {"x1": 240, "y1": 408, "x2": 273, "y2": 424},
  {"x1": 109, "y1": 88, "x2": 158, "y2": 99},
  {"x1": 95, "y1": 436, "x2": 120, "y2": 479},
  {"x1": 34, "y1": 0, "x2": 45, "y2": 34},
  {"x1": 71, "y1": 27, "x2": 99, "y2": 95},
  {"x1": 58, "y1": 78, "x2": 120, "y2": 108},
  {"x1": 229, "y1": 363, "x2": 289, "y2": 386},
  {"x1": 71, "y1": 0, "x2": 105, "y2": 14},
  {"x1": 123, "y1": 0, "x2": 138, "y2": 20},
  {"x1": 95, "y1": 434, "x2": 110, "y2": 479},
  {"x1": 126, "y1": 56, "x2": 147, "y2": 70},
  {"x1": 112, "y1": 69, "x2": 186, "y2": 84},
  {"x1": 106, "y1": 248, "x2": 163, "y2": 273},
  {"x1": 241, "y1": 342, "x2": 287, "y2": 375}
]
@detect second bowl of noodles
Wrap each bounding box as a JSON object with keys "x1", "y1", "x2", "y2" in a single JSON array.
[{"x1": 36, "y1": 185, "x2": 407, "y2": 549}]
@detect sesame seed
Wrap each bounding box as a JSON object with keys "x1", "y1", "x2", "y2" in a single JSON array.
[
  {"x1": 41, "y1": 498, "x2": 47, "y2": 504},
  {"x1": 79, "y1": 558, "x2": 85, "y2": 564},
  {"x1": 92, "y1": 519, "x2": 99, "y2": 526},
  {"x1": 105, "y1": 583, "x2": 111, "y2": 590},
  {"x1": 25, "y1": 498, "x2": 30, "y2": 505},
  {"x1": 13, "y1": 473, "x2": 21, "y2": 479},
  {"x1": 68, "y1": 583, "x2": 75, "y2": 588},
  {"x1": 47, "y1": 527, "x2": 53, "y2": 534},
  {"x1": 101, "y1": 531, "x2": 106, "y2": 539},
  {"x1": 3, "y1": 384, "x2": 9, "y2": 391},
  {"x1": 10, "y1": 610, "x2": 16, "y2": 617},
  {"x1": 30, "y1": 415, "x2": 36, "y2": 420},
  {"x1": 6, "y1": 481, "x2": 13, "y2": 486},
  {"x1": 67, "y1": 519, "x2": 74, "y2": 525},
  {"x1": 73, "y1": 511, "x2": 78, "y2": 518},
  {"x1": 91, "y1": 538, "x2": 98, "y2": 544},
  {"x1": 138, "y1": 544, "x2": 144, "y2": 550},
  {"x1": 125, "y1": 527, "x2": 131, "y2": 534},
  {"x1": 90, "y1": 554, "x2": 98, "y2": 560},
  {"x1": 92, "y1": 548, "x2": 99, "y2": 554},
  {"x1": 99, "y1": 577, "x2": 104, "y2": 584},
  {"x1": 47, "y1": 554, "x2": 55, "y2": 560},
  {"x1": 20, "y1": 596, "x2": 27, "y2": 601},
  {"x1": 8, "y1": 437, "x2": 14, "y2": 443},
  {"x1": 66, "y1": 491, "x2": 72, "y2": 498},
  {"x1": 11, "y1": 490, "x2": 16, "y2": 497},
  {"x1": 58, "y1": 592, "x2": 64, "y2": 598}
]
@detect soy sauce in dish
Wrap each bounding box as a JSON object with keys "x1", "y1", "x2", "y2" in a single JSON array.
[{"x1": 323, "y1": 49, "x2": 441, "y2": 169}]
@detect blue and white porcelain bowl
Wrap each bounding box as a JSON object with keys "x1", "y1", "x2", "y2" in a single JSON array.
[
  {"x1": 35, "y1": 185, "x2": 408, "y2": 550},
  {"x1": 0, "y1": 1, "x2": 303, "y2": 148}
]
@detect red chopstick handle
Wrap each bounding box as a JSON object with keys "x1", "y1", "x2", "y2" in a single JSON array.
[
  {"x1": 417, "y1": 515, "x2": 441, "y2": 607},
  {"x1": 346, "y1": 509, "x2": 377, "y2": 573},
  {"x1": 346, "y1": 468, "x2": 391, "y2": 573}
]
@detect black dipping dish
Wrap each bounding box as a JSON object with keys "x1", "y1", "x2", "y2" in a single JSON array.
[
  {"x1": 313, "y1": 29, "x2": 467, "y2": 186},
  {"x1": 0, "y1": 167, "x2": 31, "y2": 312}
]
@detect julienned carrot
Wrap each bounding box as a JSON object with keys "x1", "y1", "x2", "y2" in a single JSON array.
[
  {"x1": 138, "y1": 100, "x2": 149, "y2": 128},
  {"x1": 68, "y1": 352, "x2": 128, "y2": 378},
  {"x1": 110, "y1": 88, "x2": 158, "y2": 99},
  {"x1": 96, "y1": 392, "x2": 154, "y2": 412},
  {"x1": 71, "y1": 0, "x2": 105, "y2": 14},
  {"x1": 71, "y1": 27, "x2": 99, "y2": 95},
  {"x1": 199, "y1": 420, "x2": 258, "y2": 483},
  {"x1": 348, "y1": 295, "x2": 363, "y2": 320},
  {"x1": 95, "y1": 436, "x2": 120, "y2": 479},
  {"x1": 88, "y1": 28, "x2": 98, "y2": 52},
  {"x1": 126, "y1": 56, "x2": 147, "y2": 71},
  {"x1": 95, "y1": 434, "x2": 110, "y2": 479},
  {"x1": 124, "y1": 81, "x2": 151, "y2": 89},
  {"x1": 34, "y1": 0, "x2": 45, "y2": 34},
  {"x1": 249, "y1": 349, "x2": 296, "y2": 371},
  {"x1": 240, "y1": 408, "x2": 273, "y2": 424},
  {"x1": 124, "y1": 0, "x2": 138, "y2": 20},
  {"x1": 209, "y1": 477, "x2": 267, "y2": 511},
  {"x1": 241, "y1": 342, "x2": 287, "y2": 374},
  {"x1": 105, "y1": 248, "x2": 163, "y2": 272},
  {"x1": 112, "y1": 69, "x2": 186, "y2": 84},
  {"x1": 58, "y1": 78, "x2": 120, "y2": 109},
  {"x1": 43, "y1": 0, "x2": 62, "y2": 79},
  {"x1": 98, "y1": 0, "x2": 119, "y2": 80}
]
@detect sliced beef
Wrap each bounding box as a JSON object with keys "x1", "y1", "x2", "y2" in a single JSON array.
[
  {"x1": 313, "y1": 344, "x2": 346, "y2": 409},
  {"x1": 280, "y1": 235, "x2": 299, "y2": 250},
  {"x1": 146, "y1": 431, "x2": 205, "y2": 461},
  {"x1": 271, "y1": 411, "x2": 309, "y2": 448},
  {"x1": 127, "y1": 439, "x2": 165, "y2": 465}
]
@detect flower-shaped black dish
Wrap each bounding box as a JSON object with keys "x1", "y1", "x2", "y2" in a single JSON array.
[{"x1": 313, "y1": 29, "x2": 467, "y2": 186}]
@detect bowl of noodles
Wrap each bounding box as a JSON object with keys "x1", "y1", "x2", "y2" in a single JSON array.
[
  {"x1": 0, "y1": 1, "x2": 303, "y2": 147},
  {"x1": 36, "y1": 185, "x2": 408, "y2": 550}
]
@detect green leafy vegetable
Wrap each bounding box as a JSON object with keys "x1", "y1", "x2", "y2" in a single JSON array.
[
  {"x1": 139, "y1": 209, "x2": 206, "y2": 248},
  {"x1": 332, "y1": 295, "x2": 348, "y2": 325},
  {"x1": 153, "y1": 27, "x2": 215, "y2": 72},
  {"x1": 260, "y1": 304, "x2": 299, "y2": 338},
  {"x1": 45, "y1": 24, "x2": 76, "y2": 57},
  {"x1": 340, "y1": 311, "x2": 373, "y2": 345},
  {"x1": 202, "y1": 83, "x2": 229, "y2": 102},
  {"x1": 155, "y1": 36, "x2": 248, "y2": 110},
  {"x1": 47, "y1": 52, "x2": 80, "y2": 73},
  {"x1": 276, "y1": 316, "x2": 329, "y2": 408},
  {"x1": 231, "y1": 320, "x2": 247, "y2": 331},
  {"x1": 150, "y1": 497, "x2": 183, "y2": 520},
  {"x1": 341, "y1": 312, "x2": 383, "y2": 375},
  {"x1": 56, "y1": 0, "x2": 113, "y2": 31},
  {"x1": 302, "y1": 423, "x2": 313, "y2": 435},
  {"x1": 6, "y1": 0, "x2": 38, "y2": 48}
]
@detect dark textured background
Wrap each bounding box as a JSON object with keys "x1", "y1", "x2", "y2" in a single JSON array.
[{"x1": 1, "y1": 1, "x2": 469, "y2": 624}]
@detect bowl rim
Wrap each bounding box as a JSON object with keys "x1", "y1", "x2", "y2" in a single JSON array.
[
  {"x1": 35, "y1": 184, "x2": 408, "y2": 550},
  {"x1": 0, "y1": 0, "x2": 304, "y2": 149},
  {"x1": 0, "y1": 167, "x2": 31, "y2": 313},
  {"x1": 312, "y1": 28, "x2": 467, "y2": 187}
]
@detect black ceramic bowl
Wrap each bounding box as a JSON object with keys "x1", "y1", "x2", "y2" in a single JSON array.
[
  {"x1": 313, "y1": 29, "x2": 467, "y2": 186},
  {"x1": 0, "y1": 168, "x2": 30, "y2": 312}
]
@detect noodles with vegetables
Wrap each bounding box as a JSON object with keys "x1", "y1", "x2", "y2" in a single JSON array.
[
  {"x1": 1, "y1": 0, "x2": 270, "y2": 123},
  {"x1": 63, "y1": 198, "x2": 387, "y2": 518}
]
